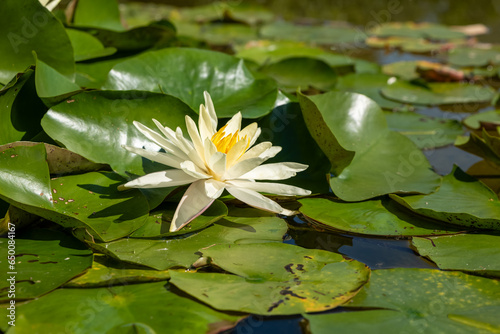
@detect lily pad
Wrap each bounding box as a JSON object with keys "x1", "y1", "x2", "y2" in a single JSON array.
[
  {"x1": 92, "y1": 207, "x2": 287, "y2": 270},
  {"x1": 298, "y1": 197, "x2": 464, "y2": 237},
  {"x1": 382, "y1": 60, "x2": 421, "y2": 81},
  {"x1": 307, "y1": 268, "x2": 500, "y2": 333},
  {"x1": 260, "y1": 57, "x2": 338, "y2": 91},
  {"x1": 199, "y1": 23, "x2": 258, "y2": 45},
  {"x1": 298, "y1": 91, "x2": 440, "y2": 201},
  {"x1": 130, "y1": 200, "x2": 227, "y2": 238},
  {"x1": 72, "y1": 0, "x2": 124, "y2": 31},
  {"x1": 260, "y1": 21, "x2": 365, "y2": 45},
  {"x1": 0, "y1": 69, "x2": 47, "y2": 145},
  {"x1": 381, "y1": 80, "x2": 496, "y2": 106},
  {"x1": 411, "y1": 233, "x2": 500, "y2": 277},
  {"x1": 8, "y1": 282, "x2": 242, "y2": 334},
  {"x1": 0, "y1": 0, "x2": 74, "y2": 84},
  {"x1": 455, "y1": 130, "x2": 500, "y2": 166},
  {"x1": 384, "y1": 111, "x2": 463, "y2": 149},
  {"x1": 336, "y1": 73, "x2": 408, "y2": 110},
  {"x1": 41, "y1": 90, "x2": 196, "y2": 177},
  {"x1": 0, "y1": 228, "x2": 92, "y2": 301},
  {"x1": 448, "y1": 46, "x2": 500, "y2": 67},
  {"x1": 463, "y1": 110, "x2": 500, "y2": 130},
  {"x1": 103, "y1": 48, "x2": 278, "y2": 118},
  {"x1": 369, "y1": 22, "x2": 466, "y2": 40},
  {"x1": 391, "y1": 166, "x2": 500, "y2": 230},
  {"x1": 64, "y1": 255, "x2": 171, "y2": 287},
  {"x1": 66, "y1": 28, "x2": 117, "y2": 62},
  {"x1": 169, "y1": 242, "x2": 370, "y2": 315}
]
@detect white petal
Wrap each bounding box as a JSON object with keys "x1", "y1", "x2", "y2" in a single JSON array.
[
  {"x1": 170, "y1": 179, "x2": 224, "y2": 231},
  {"x1": 123, "y1": 170, "x2": 197, "y2": 189},
  {"x1": 226, "y1": 180, "x2": 311, "y2": 196},
  {"x1": 180, "y1": 161, "x2": 211, "y2": 179},
  {"x1": 208, "y1": 151, "x2": 226, "y2": 178},
  {"x1": 239, "y1": 122, "x2": 258, "y2": 141},
  {"x1": 199, "y1": 103, "x2": 216, "y2": 141},
  {"x1": 239, "y1": 142, "x2": 272, "y2": 161},
  {"x1": 204, "y1": 179, "x2": 226, "y2": 198},
  {"x1": 45, "y1": 0, "x2": 61, "y2": 11},
  {"x1": 223, "y1": 112, "x2": 242, "y2": 134},
  {"x1": 248, "y1": 127, "x2": 261, "y2": 147},
  {"x1": 225, "y1": 146, "x2": 282, "y2": 179},
  {"x1": 185, "y1": 115, "x2": 205, "y2": 162},
  {"x1": 226, "y1": 186, "x2": 292, "y2": 215},
  {"x1": 123, "y1": 145, "x2": 184, "y2": 169},
  {"x1": 226, "y1": 139, "x2": 249, "y2": 169},
  {"x1": 203, "y1": 91, "x2": 218, "y2": 132},
  {"x1": 238, "y1": 162, "x2": 309, "y2": 180},
  {"x1": 133, "y1": 121, "x2": 188, "y2": 160},
  {"x1": 203, "y1": 137, "x2": 217, "y2": 162},
  {"x1": 175, "y1": 127, "x2": 206, "y2": 170}
]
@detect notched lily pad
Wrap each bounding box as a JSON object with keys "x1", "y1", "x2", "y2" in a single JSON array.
[
  {"x1": 391, "y1": 166, "x2": 500, "y2": 230},
  {"x1": 412, "y1": 233, "x2": 500, "y2": 277},
  {"x1": 0, "y1": 228, "x2": 92, "y2": 301},
  {"x1": 299, "y1": 197, "x2": 464, "y2": 237},
  {"x1": 463, "y1": 110, "x2": 500, "y2": 131},
  {"x1": 170, "y1": 242, "x2": 370, "y2": 315}
]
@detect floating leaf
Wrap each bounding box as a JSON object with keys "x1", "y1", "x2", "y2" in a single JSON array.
[
  {"x1": 412, "y1": 233, "x2": 500, "y2": 277},
  {"x1": 336, "y1": 73, "x2": 407, "y2": 110},
  {"x1": 0, "y1": 228, "x2": 92, "y2": 301},
  {"x1": 261, "y1": 21, "x2": 365, "y2": 45},
  {"x1": 365, "y1": 36, "x2": 448, "y2": 53},
  {"x1": 391, "y1": 166, "x2": 500, "y2": 230},
  {"x1": 0, "y1": 0, "x2": 75, "y2": 84},
  {"x1": 92, "y1": 208, "x2": 287, "y2": 270},
  {"x1": 199, "y1": 23, "x2": 258, "y2": 45},
  {"x1": 382, "y1": 60, "x2": 420, "y2": 81},
  {"x1": 0, "y1": 69, "x2": 47, "y2": 145},
  {"x1": 384, "y1": 111, "x2": 463, "y2": 149},
  {"x1": 298, "y1": 91, "x2": 440, "y2": 201},
  {"x1": 448, "y1": 46, "x2": 500, "y2": 67},
  {"x1": 170, "y1": 243, "x2": 370, "y2": 315},
  {"x1": 72, "y1": 0, "x2": 124, "y2": 31},
  {"x1": 455, "y1": 129, "x2": 500, "y2": 166},
  {"x1": 130, "y1": 200, "x2": 227, "y2": 238},
  {"x1": 103, "y1": 48, "x2": 278, "y2": 118},
  {"x1": 369, "y1": 22, "x2": 466, "y2": 40},
  {"x1": 299, "y1": 197, "x2": 464, "y2": 237},
  {"x1": 66, "y1": 29, "x2": 117, "y2": 62},
  {"x1": 260, "y1": 57, "x2": 338, "y2": 91},
  {"x1": 307, "y1": 268, "x2": 500, "y2": 333},
  {"x1": 10, "y1": 282, "x2": 241, "y2": 333},
  {"x1": 381, "y1": 80, "x2": 496, "y2": 106},
  {"x1": 463, "y1": 110, "x2": 500, "y2": 130},
  {"x1": 64, "y1": 255, "x2": 170, "y2": 287}
]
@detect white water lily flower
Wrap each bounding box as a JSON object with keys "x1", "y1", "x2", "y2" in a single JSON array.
[
  {"x1": 39, "y1": 0, "x2": 61, "y2": 11},
  {"x1": 121, "y1": 92, "x2": 311, "y2": 231}
]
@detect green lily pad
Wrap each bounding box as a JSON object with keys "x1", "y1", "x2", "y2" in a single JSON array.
[
  {"x1": 174, "y1": 4, "x2": 274, "y2": 25},
  {"x1": 336, "y1": 73, "x2": 408, "y2": 110},
  {"x1": 382, "y1": 60, "x2": 420, "y2": 81},
  {"x1": 369, "y1": 22, "x2": 466, "y2": 40},
  {"x1": 299, "y1": 197, "x2": 464, "y2": 237},
  {"x1": 72, "y1": 0, "x2": 124, "y2": 31},
  {"x1": 34, "y1": 53, "x2": 81, "y2": 104},
  {"x1": 412, "y1": 233, "x2": 500, "y2": 277},
  {"x1": 381, "y1": 80, "x2": 496, "y2": 106},
  {"x1": 257, "y1": 102, "x2": 330, "y2": 194},
  {"x1": 0, "y1": 69, "x2": 47, "y2": 145},
  {"x1": 384, "y1": 111, "x2": 463, "y2": 149},
  {"x1": 75, "y1": 55, "x2": 132, "y2": 89},
  {"x1": 8, "y1": 282, "x2": 241, "y2": 334},
  {"x1": 455, "y1": 130, "x2": 500, "y2": 166},
  {"x1": 235, "y1": 40, "x2": 354, "y2": 72},
  {"x1": 298, "y1": 91, "x2": 440, "y2": 201},
  {"x1": 260, "y1": 21, "x2": 364, "y2": 45},
  {"x1": 64, "y1": 255, "x2": 171, "y2": 287},
  {"x1": 130, "y1": 200, "x2": 227, "y2": 238},
  {"x1": 391, "y1": 166, "x2": 500, "y2": 230},
  {"x1": 103, "y1": 48, "x2": 278, "y2": 118},
  {"x1": 92, "y1": 207, "x2": 287, "y2": 270},
  {"x1": 66, "y1": 29, "x2": 117, "y2": 62},
  {"x1": 260, "y1": 57, "x2": 338, "y2": 91},
  {"x1": 449, "y1": 46, "x2": 500, "y2": 67},
  {"x1": 200, "y1": 23, "x2": 258, "y2": 45},
  {"x1": 42, "y1": 90, "x2": 196, "y2": 177},
  {"x1": 0, "y1": 228, "x2": 92, "y2": 301},
  {"x1": 307, "y1": 268, "x2": 500, "y2": 333},
  {"x1": 0, "y1": 0, "x2": 74, "y2": 84},
  {"x1": 366, "y1": 36, "x2": 448, "y2": 53},
  {"x1": 463, "y1": 110, "x2": 500, "y2": 130},
  {"x1": 170, "y1": 242, "x2": 370, "y2": 315},
  {"x1": 0, "y1": 144, "x2": 53, "y2": 209}
]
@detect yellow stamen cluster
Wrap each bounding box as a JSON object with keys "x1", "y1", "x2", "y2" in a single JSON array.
[{"x1": 211, "y1": 125, "x2": 242, "y2": 154}]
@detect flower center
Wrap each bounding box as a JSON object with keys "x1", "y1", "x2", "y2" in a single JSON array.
[{"x1": 211, "y1": 124, "x2": 241, "y2": 154}]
